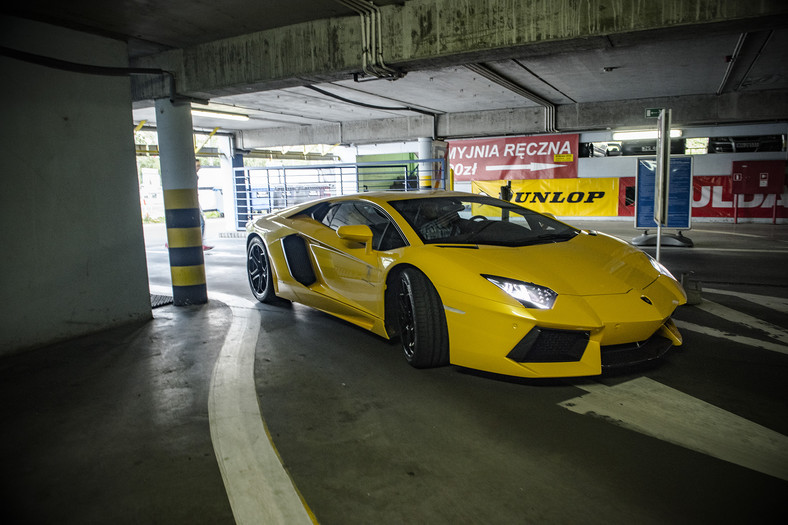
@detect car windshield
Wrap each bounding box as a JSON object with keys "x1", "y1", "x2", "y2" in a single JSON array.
[{"x1": 389, "y1": 195, "x2": 579, "y2": 247}]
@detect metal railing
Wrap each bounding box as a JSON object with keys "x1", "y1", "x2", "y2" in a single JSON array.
[{"x1": 234, "y1": 158, "x2": 447, "y2": 230}]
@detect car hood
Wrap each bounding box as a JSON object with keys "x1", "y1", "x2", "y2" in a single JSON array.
[{"x1": 433, "y1": 232, "x2": 658, "y2": 296}]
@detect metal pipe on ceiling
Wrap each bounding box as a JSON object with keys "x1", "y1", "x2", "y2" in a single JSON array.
[
  {"x1": 339, "y1": 0, "x2": 373, "y2": 77},
  {"x1": 716, "y1": 33, "x2": 747, "y2": 95},
  {"x1": 0, "y1": 45, "x2": 177, "y2": 100},
  {"x1": 306, "y1": 84, "x2": 439, "y2": 139},
  {"x1": 734, "y1": 30, "x2": 774, "y2": 92},
  {"x1": 337, "y1": 0, "x2": 403, "y2": 80},
  {"x1": 465, "y1": 63, "x2": 557, "y2": 133}
]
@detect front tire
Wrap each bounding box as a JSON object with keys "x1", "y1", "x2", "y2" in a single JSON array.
[
  {"x1": 396, "y1": 268, "x2": 449, "y2": 368},
  {"x1": 247, "y1": 237, "x2": 277, "y2": 303}
]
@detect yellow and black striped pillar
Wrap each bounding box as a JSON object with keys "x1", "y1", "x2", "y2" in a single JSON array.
[
  {"x1": 164, "y1": 189, "x2": 207, "y2": 304},
  {"x1": 155, "y1": 97, "x2": 207, "y2": 305}
]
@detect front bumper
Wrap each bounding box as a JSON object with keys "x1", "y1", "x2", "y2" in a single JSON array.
[
  {"x1": 439, "y1": 278, "x2": 684, "y2": 379},
  {"x1": 601, "y1": 318, "x2": 682, "y2": 368},
  {"x1": 504, "y1": 318, "x2": 679, "y2": 370}
]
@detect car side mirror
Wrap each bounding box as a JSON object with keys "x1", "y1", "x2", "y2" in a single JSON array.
[{"x1": 337, "y1": 224, "x2": 374, "y2": 253}]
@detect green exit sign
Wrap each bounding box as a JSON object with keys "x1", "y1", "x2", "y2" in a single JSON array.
[{"x1": 645, "y1": 108, "x2": 662, "y2": 118}]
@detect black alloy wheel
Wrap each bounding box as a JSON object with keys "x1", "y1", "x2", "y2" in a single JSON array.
[
  {"x1": 247, "y1": 237, "x2": 276, "y2": 303},
  {"x1": 396, "y1": 268, "x2": 449, "y2": 368}
]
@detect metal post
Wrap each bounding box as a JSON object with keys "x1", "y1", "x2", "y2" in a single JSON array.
[
  {"x1": 283, "y1": 167, "x2": 289, "y2": 208},
  {"x1": 155, "y1": 97, "x2": 207, "y2": 305},
  {"x1": 773, "y1": 196, "x2": 778, "y2": 225},
  {"x1": 654, "y1": 108, "x2": 672, "y2": 262},
  {"x1": 734, "y1": 194, "x2": 739, "y2": 224},
  {"x1": 266, "y1": 169, "x2": 272, "y2": 212}
]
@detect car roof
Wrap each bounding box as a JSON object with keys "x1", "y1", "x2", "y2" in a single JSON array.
[
  {"x1": 275, "y1": 189, "x2": 499, "y2": 219},
  {"x1": 336, "y1": 190, "x2": 478, "y2": 204}
]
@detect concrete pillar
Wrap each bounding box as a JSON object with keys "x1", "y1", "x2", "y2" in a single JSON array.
[
  {"x1": 418, "y1": 137, "x2": 433, "y2": 189},
  {"x1": 155, "y1": 98, "x2": 208, "y2": 305}
]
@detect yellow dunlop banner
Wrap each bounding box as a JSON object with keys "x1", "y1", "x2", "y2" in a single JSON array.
[{"x1": 473, "y1": 178, "x2": 619, "y2": 217}]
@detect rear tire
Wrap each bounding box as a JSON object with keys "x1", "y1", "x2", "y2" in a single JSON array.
[
  {"x1": 396, "y1": 268, "x2": 449, "y2": 368},
  {"x1": 247, "y1": 237, "x2": 277, "y2": 303}
]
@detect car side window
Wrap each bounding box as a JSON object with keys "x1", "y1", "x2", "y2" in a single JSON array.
[
  {"x1": 325, "y1": 201, "x2": 407, "y2": 251},
  {"x1": 320, "y1": 204, "x2": 338, "y2": 227},
  {"x1": 327, "y1": 202, "x2": 370, "y2": 230}
]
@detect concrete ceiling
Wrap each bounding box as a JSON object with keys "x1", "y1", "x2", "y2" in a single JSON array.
[{"x1": 5, "y1": 1, "x2": 788, "y2": 144}]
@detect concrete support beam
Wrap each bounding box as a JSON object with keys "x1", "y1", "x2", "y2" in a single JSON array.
[
  {"x1": 239, "y1": 115, "x2": 436, "y2": 148},
  {"x1": 131, "y1": 0, "x2": 788, "y2": 102},
  {"x1": 240, "y1": 122, "x2": 342, "y2": 149},
  {"x1": 560, "y1": 90, "x2": 788, "y2": 130},
  {"x1": 237, "y1": 89, "x2": 788, "y2": 147},
  {"x1": 440, "y1": 107, "x2": 547, "y2": 139},
  {"x1": 393, "y1": 0, "x2": 788, "y2": 67}
]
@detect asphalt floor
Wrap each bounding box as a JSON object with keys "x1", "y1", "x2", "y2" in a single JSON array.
[{"x1": 2, "y1": 218, "x2": 787, "y2": 524}]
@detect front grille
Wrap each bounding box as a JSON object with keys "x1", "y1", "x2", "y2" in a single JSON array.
[{"x1": 507, "y1": 327, "x2": 589, "y2": 363}]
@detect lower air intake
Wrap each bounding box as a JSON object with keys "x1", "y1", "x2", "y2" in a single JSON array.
[{"x1": 507, "y1": 327, "x2": 589, "y2": 363}]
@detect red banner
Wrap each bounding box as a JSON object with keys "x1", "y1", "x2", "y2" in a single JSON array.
[
  {"x1": 692, "y1": 175, "x2": 787, "y2": 219},
  {"x1": 449, "y1": 134, "x2": 579, "y2": 181},
  {"x1": 619, "y1": 175, "x2": 787, "y2": 219},
  {"x1": 618, "y1": 177, "x2": 636, "y2": 217}
]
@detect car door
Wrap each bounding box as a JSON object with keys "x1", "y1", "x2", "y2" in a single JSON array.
[{"x1": 309, "y1": 200, "x2": 407, "y2": 318}]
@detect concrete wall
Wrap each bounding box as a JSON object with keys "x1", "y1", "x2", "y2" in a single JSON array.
[{"x1": 0, "y1": 16, "x2": 152, "y2": 354}]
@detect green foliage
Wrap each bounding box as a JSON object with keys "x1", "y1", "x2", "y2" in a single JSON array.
[{"x1": 685, "y1": 137, "x2": 709, "y2": 155}]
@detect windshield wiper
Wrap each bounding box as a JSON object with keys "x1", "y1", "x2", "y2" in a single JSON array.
[{"x1": 531, "y1": 231, "x2": 578, "y2": 243}]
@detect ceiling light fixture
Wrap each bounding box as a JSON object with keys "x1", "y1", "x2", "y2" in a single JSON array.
[
  {"x1": 191, "y1": 109, "x2": 250, "y2": 121},
  {"x1": 612, "y1": 129, "x2": 682, "y2": 141}
]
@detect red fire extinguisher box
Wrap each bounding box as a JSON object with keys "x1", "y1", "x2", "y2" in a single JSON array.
[{"x1": 731, "y1": 160, "x2": 786, "y2": 194}]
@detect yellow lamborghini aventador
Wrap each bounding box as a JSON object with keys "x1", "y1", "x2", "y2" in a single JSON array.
[{"x1": 246, "y1": 190, "x2": 686, "y2": 378}]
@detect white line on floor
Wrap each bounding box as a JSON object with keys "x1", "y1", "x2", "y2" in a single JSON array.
[
  {"x1": 560, "y1": 377, "x2": 788, "y2": 481},
  {"x1": 694, "y1": 299, "x2": 788, "y2": 345},
  {"x1": 704, "y1": 288, "x2": 788, "y2": 315},
  {"x1": 602, "y1": 237, "x2": 788, "y2": 253},
  {"x1": 690, "y1": 229, "x2": 776, "y2": 239},
  {"x1": 208, "y1": 292, "x2": 314, "y2": 525},
  {"x1": 150, "y1": 286, "x2": 314, "y2": 525},
  {"x1": 677, "y1": 247, "x2": 788, "y2": 253},
  {"x1": 674, "y1": 320, "x2": 788, "y2": 355}
]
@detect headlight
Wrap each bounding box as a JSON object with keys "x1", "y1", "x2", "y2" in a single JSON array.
[
  {"x1": 647, "y1": 255, "x2": 677, "y2": 281},
  {"x1": 483, "y1": 275, "x2": 557, "y2": 309}
]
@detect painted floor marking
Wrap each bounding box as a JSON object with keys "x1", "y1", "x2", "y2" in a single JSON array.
[
  {"x1": 561, "y1": 377, "x2": 788, "y2": 481},
  {"x1": 690, "y1": 229, "x2": 781, "y2": 239},
  {"x1": 704, "y1": 288, "x2": 788, "y2": 315},
  {"x1": 208, "y1": 291, "x2": 315, "y2": 525},
  {"x1": 150, "y1": 286, "x2": 314, "y2": 525},
  {"x1": 679, "y1": 247, "x2": 788, "y2": 253},
  {"x1": 694, "y1": 299, "x2": 788, "y2": 345},
  {"x1": 606, "y1": 235, "x2": 788, "y2": 253},
  {"x1": 674, "y1": 320, "x2": 788, "y2": 356}
]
